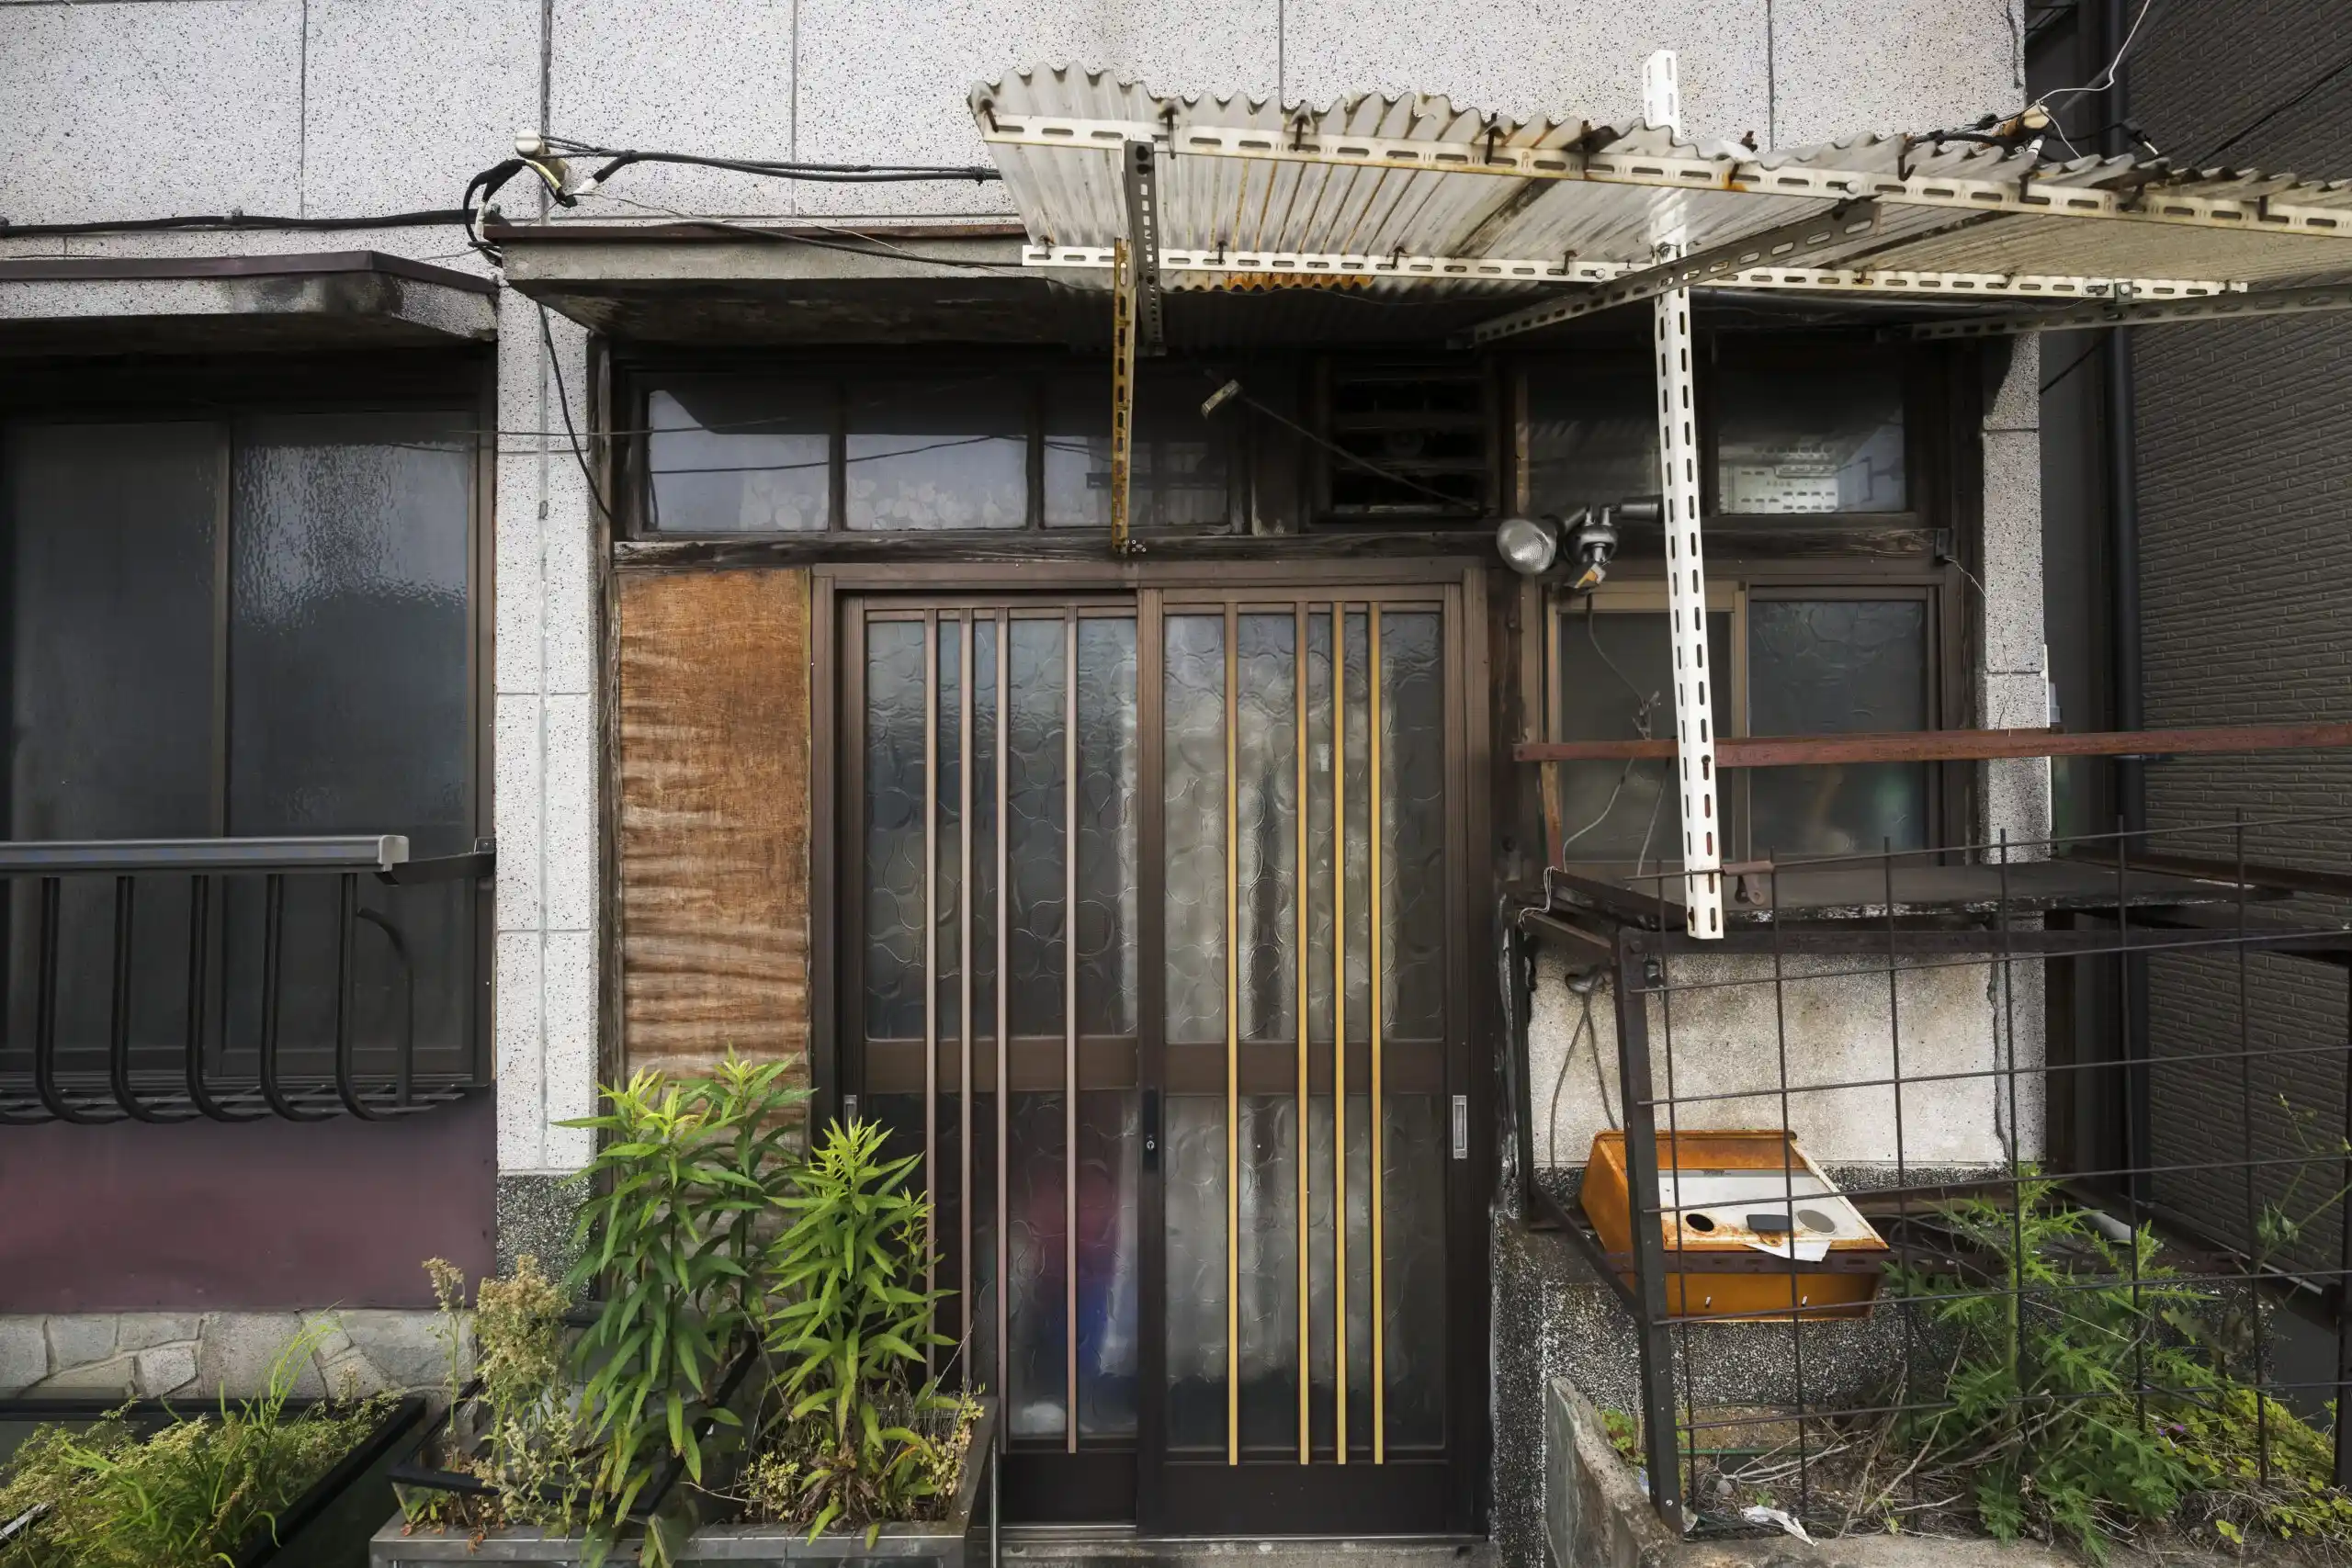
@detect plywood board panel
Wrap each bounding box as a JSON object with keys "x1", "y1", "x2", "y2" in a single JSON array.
[{"x1": 617, "y1": 568, "x2": 810, "y2": 1082}]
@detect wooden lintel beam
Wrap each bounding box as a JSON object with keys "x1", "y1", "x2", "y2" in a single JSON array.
[{"x1": 1514, "y1": 721, "x2": 2352, "y2": 769}]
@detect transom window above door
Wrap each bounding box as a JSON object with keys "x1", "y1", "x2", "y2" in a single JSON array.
[{"x1": 632, "y1": 366, "x2": 1236, "y2": 535}]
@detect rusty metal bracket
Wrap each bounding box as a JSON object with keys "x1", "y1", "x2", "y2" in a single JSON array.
[
  {"x1": 1121, "y1": 139, "x2": 1166, "y2": 355},
  {"x1": 1110, "y1": 238, "x2": 1139, "y2": 557}
]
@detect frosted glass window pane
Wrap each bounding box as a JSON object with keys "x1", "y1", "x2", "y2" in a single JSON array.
[
  {"x1": 1043, "y1": 372, "x2": 1230, "y2": 528},
  {"x1": 1749, "y1": 599, "x2": 1929, "y2": 855},
  {"x1": 3, "y1": 421, "x2": 218, "y2": 840},
  {"x1": 229, "y1": 412, "x2": 471, "y2": 851},
  {"x1": 646, "y1": 378, "x2": 830, "y2": 532},
  {"x1": 1715, "y1": 366, "x2": 1905, "y2": 513},
  {"x1": 2, "y1": 422, "x2": 220, "y2": 1066},
  {"x1": 1526, "y1": 365, "x2": 1658, "y2": 513},
  {"x1": 1554, "y1": 609, "x2": 1733, "y2": 865},
  {"x1": 846, "y1": 378, "x2": 1025, "y2": 531}
]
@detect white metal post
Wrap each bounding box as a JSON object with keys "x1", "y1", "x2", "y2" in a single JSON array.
[{"x1": 1645, "y1": 51, "x2": 1724, "y2": 938}]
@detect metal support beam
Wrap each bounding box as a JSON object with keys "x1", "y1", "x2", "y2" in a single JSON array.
[
  {"x1": 1905, "y1": 282, "x2": 2352, "y2": 338},
  {"x1": 1467, "y1": 198, "x2": 1886, "y2": 342},
  {"x1": 1121, "y1": 139, "x2": 1166, "y2": 355},
  {"x1": 1110, "y1": 239, "x2": 1139, "y2": 556},
  {"x1": 1643, "y1": 51, "x2": 1724, "y2": 942}
]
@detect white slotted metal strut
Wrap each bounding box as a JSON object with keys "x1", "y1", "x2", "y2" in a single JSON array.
[{"x1": 1645, "y1": 51, "x2": 1724, "y2": 939}]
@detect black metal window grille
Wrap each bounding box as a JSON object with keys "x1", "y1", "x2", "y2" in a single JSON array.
[{"x1": 1515, "y1": 813, "x2": 2352, "y2": 1535}]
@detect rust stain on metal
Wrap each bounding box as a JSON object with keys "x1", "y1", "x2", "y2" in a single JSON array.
[{"x1": 617, "y1": 569, "x2": 810, "y2": 1081}]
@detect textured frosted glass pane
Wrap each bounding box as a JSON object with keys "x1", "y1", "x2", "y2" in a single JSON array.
[
  {"x1": 645, "y1": 378, "x2": 830, "y2": 532},
  {"x1": 1341, "y1": 613, "x2": 1371, "y2": 1043},
  {"x1": 1043, "y1": 372, "x2": 1230, "y2": 528},
  {"x1": 1379, "y1": 612, "x2": 1445, "y2": 1042},
  {"x1": 1236, "y1": 615, "x2": 1298, "y2": 1045},
  {"x1": 1554, "y1": 609, "x2": 1734, "y2": 865},
  {"x1": 1164, "y1": 1092, "x2": 1227, "y2": 1449},
  {"x1": 1005, "y1": 621, "x2": 1066, "y2": 1038},
  {"x1": 1076, "y1": 1089, "x2": 1140, "y2": 1437},
  {"x1": 971, "y1": 622, "x2": 999, "y2": 1051},
  {"x1": 864, "y1": 620, "x2": 927, "y2": 1038},
  {"x1": 2, "y1": 422, "x2": 219, "y2": 1065},
  {"x1": 230, "y1": 412, "x2": 470, "y2": 847},
  {"x1": 1305, "y1": 1091, "x2": 1375, "y2": 1455},
  {"x1": 225, "y1": 413, "x2": 472, "y2": 1066},
  {"x1": 1383, "y1": 1094, "x2": 1447, "y2": 1448},
  {"x1": 1716, "y1": 366, "x2": 1905, "y2": 513},
  {"x1": 1074, "y1": 621, "x2": 1137, "y2": 1037},
  {"x1": 1005, "y1": 1090, "x2": 1067, "y2": 1439},
  {"x1": 1526, "y1": 365, "x2": 1658, "y2": 513},
  {"x1": 1237, "y1": 1093, "x2": 1302, "y2": 1452},
  {"x1": 1162, "y1": 616, "x2": 1225, "y2": 1044},
  {"x1": 846, "y1": 378, "x2": 1024, "y2": 531},
  {"x1": 934, "y1": 625, "x2": 964, "y2": 1054},
  {"x1": 1749, "y1": 600, "x2": 1929, "y2": 855},
  {"x1": 1302, "y1": 613, "x2": 1335, "y2": 1046}
]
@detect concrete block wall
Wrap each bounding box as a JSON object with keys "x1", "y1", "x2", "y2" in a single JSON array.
[{"x1": 2117, "y1": 0, "x2": 2352, "y2": 1269}]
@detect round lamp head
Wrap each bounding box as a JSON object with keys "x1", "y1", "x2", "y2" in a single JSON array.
[{"x1": 1495, "y1": 514, "x2": 1559, "y2": 577}]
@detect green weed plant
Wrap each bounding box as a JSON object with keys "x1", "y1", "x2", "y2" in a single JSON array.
[{"x1": 0, "y1": 1321, "x2": 390, "y2": 1568}]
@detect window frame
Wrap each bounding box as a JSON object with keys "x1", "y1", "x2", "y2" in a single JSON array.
[
  {"x1": 1544, "y1": 567, "x2": 1958, "y2": 867},
  {"x1": 0, "y1": 354, "x2": 495, "y2": 1083},
  {"x1": 613, "y1": 351, "x2": 1246, "y2": 540}
]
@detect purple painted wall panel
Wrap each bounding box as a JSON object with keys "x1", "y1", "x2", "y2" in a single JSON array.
[{"x1": 0, "y1": 1090, "x2": 494, "y2": 1312}]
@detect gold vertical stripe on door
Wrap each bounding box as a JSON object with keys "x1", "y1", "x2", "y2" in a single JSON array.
[
  {"x1": 1064, "y1": 609, "x2": 1080, "y2": 1452},
  {"x1": 995, "y1": 607, "x2": 1011, "y2": 1396},
  {"x1": 960, "y1": 615, "x2": 976, "y2": 1359},
  {"x1": 1370, "y1": 606, "x2": 1385, "y2": 1466},
  {"x1": 1294, "y1": 602, "x2": 1309, "y2": 1466},
  {"x1": 1223, "y1": 603, "x2": 1240, "y2": 1467},
  {"x1": 1332, "y1": 601, "x2": 1348, "y2": 1465},
  {"x1": 922, "y1": 611, "x2": 939, "y2": 1376}
]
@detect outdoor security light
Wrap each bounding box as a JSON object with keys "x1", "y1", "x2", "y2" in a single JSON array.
[{"x1": 1494, "y1": 514, "x2": 1559, "y2": 577}]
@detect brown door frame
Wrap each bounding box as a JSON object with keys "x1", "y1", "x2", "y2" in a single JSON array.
[{"x1": 808, "y1": 558, "x2": 1493, "y2": 1537}]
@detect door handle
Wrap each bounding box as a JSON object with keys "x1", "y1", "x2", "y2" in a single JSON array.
[{"x1": 1141, "y1": 1087, "x2": 1160, "y2": 1170}]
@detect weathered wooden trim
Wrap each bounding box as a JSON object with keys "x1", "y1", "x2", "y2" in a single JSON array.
[{"x1": 1515, "y1": 721, "x2": 2352, "y2": 767}]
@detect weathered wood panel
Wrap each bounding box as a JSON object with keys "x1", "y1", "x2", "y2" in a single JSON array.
[{"x1": 617, "y1": 569, "x2": 810, "y2": 1082}]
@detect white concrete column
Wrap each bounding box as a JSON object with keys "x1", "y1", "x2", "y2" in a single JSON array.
[
  {"x1": 1979, "y1": 334, "x2": 2052, "y2": 856},
  {"x1": 493, "y1": 288, "x2": 600, "y2": 1233}
]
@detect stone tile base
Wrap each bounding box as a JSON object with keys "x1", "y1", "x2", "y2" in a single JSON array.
[{"x1": 0, "y1": 1310, "x2": 466, "y2": 1401}]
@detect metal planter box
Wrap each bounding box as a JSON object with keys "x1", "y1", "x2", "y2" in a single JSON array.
[
  {"x1": 1, "y1": 1393, "x2": 428, "y2": 1568},
  {"x1": 679, "y1": 1400, "x2": 998, "y2": 1568}
]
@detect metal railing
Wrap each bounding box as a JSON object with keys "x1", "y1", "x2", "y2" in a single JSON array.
[
  {"x1": 0, "y1": 836, "x2": 492, "y2": 1123},
  {"x1": 1517, "y1": 812, "x2": 2352, "y2": 1538}
]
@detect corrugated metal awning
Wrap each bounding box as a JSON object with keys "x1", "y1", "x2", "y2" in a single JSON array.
[{"x1": 971, "y1": 65, "x2": 2352, "y2": 332}]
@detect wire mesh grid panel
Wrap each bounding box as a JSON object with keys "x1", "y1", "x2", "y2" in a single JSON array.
[{"x1": 1529, "y1": 813, "x2": 2352, "y2": 1551}]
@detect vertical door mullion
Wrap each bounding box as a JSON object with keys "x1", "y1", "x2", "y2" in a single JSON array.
[
  {"x1": 1294, "y1": 601, "x2": 1310, "y2": 1465},
  {"x1": 1333, "y1": 600, "x2": 1349, "y2": 1465},
  {"x1": 960, "y1": 615, "x2": 976, "y2": 1364},
  {"x1": 1223, "y1": 601, "x2": 1240, "y2": 1467},
  {"x1": 996, "y1": 607, "x2": 1011, "y2": 1399},
  {"x1": 923, "y1": 612, "x2": 939, "y2": 1376},
  {"x1": 1064, "y1": 607, "x2": 1080, "y2": 1451},
  {"x1": 1136, "y1": 586, "x2": 1168, "y2": 1523},
  {"x1": 1370, "y1": 604, "x2": 1385, "y2": 1466}
]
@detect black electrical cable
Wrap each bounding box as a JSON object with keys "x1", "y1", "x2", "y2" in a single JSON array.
[
  {"x1": 537, "y1": 304, "x2": 612, "y2": 522},
  {"x1": 2197, "y1": 48, "x2": 2352, "y2": 165},
  {"x1": 560, "y1": 146, "x2": 1000, "y2": 186},
  {"x1": 0, "y1": 209, "x2": 469, "y2": 239},
  {"x1": 2041, "y1": 335, "x2": 2106, "y2": 393}
]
